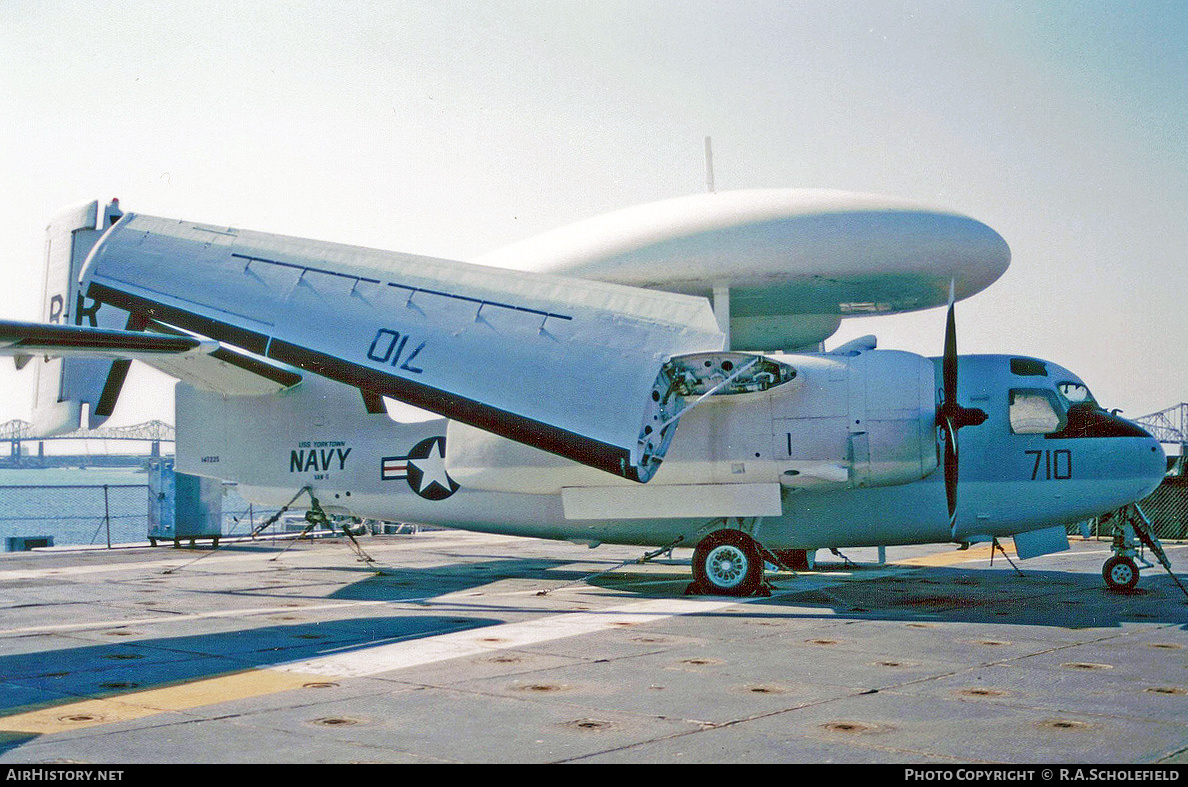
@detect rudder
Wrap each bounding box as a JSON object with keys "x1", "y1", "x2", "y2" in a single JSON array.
[{"x1": 27, "y1": 198, "x2": 129, "y2": 434}]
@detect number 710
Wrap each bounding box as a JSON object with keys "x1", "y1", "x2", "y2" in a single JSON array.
[{"x1": 1025, "y1": 449, "x2": 1072, "y2": 480}]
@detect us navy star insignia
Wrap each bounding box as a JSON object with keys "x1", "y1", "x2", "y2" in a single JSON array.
[{"x1": 404, "y1": 436, "x2": 459, "y2": 500}]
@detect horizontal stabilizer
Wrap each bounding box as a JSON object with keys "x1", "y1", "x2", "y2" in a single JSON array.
[
  {"x1": 0, "y1": 319, "x2": 215, "y2": 357},
  {"x1": 81, "y1": 213, "x2": 725, "y2": 480},
  {"x1": 136, "y1": 321, "x2": 303, "y2": 396},
  {"x1": 0, "y1": 318, "x2": 301, "y2": 398}
]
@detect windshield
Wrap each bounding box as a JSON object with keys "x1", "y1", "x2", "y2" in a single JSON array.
[
  {"x1": 1056, "y1": 382, "x2": 1096, "y2": 407},
  {"x1": 1030, "y1": 381, "x2": 1150, "y2": 439}
]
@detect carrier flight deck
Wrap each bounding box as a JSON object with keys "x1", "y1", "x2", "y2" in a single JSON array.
[{"x1": 0, "y1": 530, "x2": 1185, "y2": 764}]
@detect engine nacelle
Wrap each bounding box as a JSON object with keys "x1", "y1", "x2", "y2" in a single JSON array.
[{"x1": 774, "y1": 349, "x2": 938, "y2": 491}]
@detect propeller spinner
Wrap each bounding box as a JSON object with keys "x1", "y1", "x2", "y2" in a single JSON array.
[{"x1": 937, "y1": 295, "x2": 988, "y2": 538}]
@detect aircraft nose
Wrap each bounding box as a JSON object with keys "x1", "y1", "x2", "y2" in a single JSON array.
[{"x1": 1134, "y1": 423, "x2": 1168, "y2": 497}]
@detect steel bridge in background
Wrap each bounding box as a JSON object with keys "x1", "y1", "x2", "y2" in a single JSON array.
[
  {"x1": 1, "y1": 419, "x2": 175, "y2": 461},
  {"x1": 1135, "y1": 403, "x2": 1188, "y2": 445}
]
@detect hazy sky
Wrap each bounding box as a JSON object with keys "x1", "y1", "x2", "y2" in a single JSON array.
[{"x1": 2, "y1": 1, "x2": 1185, "y2": 426}]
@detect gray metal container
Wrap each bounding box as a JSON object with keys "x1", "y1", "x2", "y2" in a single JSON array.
[{"x1": 148, "y1": 458, "x2": 222, "y2": 545}]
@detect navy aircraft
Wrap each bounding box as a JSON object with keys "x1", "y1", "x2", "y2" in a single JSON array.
[{"x1": 0, "y1": 191, "x2": 1168, "y2": 595}]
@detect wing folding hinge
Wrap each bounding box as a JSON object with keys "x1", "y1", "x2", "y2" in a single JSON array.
[{"x1": 634, "y1": 352, "x2": 798, "y2": 478}]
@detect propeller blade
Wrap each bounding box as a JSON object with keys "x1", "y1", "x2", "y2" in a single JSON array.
[
  {"x1": 937, "y1": 282, "x2": 986, "y2": 539},
  {"x1": 944, "y1": 301, "x2": 958, "y2": 408},
  {"x1": 943, "y1": 417, "x2": 959, "y2": 536},
  {"x1": 941, "y1": 283, "x2": 960, "y2": 536}
]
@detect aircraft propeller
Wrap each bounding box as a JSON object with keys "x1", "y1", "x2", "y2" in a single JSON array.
[{"x1": 937, "y1": 285, "x2": 988, "y2": 538}]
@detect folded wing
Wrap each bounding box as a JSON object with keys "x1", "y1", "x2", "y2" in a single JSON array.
[{"x1": 79, "y1": 214, "x2": 725, "y2": 481}]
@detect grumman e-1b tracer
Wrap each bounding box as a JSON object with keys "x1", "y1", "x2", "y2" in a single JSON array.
[{"x1": 0, "y1": 190, "x2": 1168, "y2": 595}]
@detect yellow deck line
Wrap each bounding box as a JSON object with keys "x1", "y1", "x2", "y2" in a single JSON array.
[
  {"x1": 4, "y1": 540, "x2": 1098, "y2": 738},
  {"x1": 0, "y1": 669, "x2": 317, "y2": 735},
  {"x1": 0, "y1": 596, "x2": 744, "y2": 736},
  {"x1": 895, "y1": 543, "x2": 1014, "y2": 567}
]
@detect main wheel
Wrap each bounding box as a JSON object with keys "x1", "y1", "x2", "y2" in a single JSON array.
[
  {"x1": 1102, "y1": 555, "x2": 1139, "y2": 592},
  {"x1": 692, "y1": 530, "x2": 764, "y2": 596}
]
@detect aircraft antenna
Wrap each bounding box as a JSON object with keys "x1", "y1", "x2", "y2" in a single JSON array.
[{"x1": 704, "y1": 136, "x2": 715, "y2": 193}]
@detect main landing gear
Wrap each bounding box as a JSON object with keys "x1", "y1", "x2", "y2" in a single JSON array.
[
  {"x1": 687, "y1": 528, "x2": 820, "y2": 596},
  {"x1": 689, "y1": 529, "x2": 767, "y2": 596},
  {"x1": 687, "y1": 526, "x2": 834, "y2": 596}
]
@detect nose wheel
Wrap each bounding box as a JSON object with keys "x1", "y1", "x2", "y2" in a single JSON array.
[{"x1": 1102, "y1": 555, "x2": 1139, "y2": 592}]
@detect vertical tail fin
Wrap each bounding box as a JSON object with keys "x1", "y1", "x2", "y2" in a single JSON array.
[{"x1": 28, "y1": 198, "x2": 130, "y2": 434}]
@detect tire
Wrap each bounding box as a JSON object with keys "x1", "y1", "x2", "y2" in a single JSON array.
[
  {"x1": 692, "y1": 530, "x2": 764, "y2": 596},
  {"x1": 1102, "y1": 555, "x2": 1139, "y2": 592}
]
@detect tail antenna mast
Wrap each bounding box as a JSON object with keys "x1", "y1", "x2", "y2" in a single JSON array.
[{"x1": 704, "y1": 136, "x2": 715, "y2": 194}]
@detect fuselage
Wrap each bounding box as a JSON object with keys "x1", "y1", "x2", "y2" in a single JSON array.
[{"x1": 179, "y1": 350, "x2": 1166, "y2": 553}]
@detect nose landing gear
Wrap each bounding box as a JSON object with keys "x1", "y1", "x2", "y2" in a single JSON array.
[{"x1": 1100, "y1": 503, "x2": 1187, "y2": 598}]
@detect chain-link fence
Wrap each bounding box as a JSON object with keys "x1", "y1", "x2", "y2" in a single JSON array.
[
  {"x1": 0, "y1": 484, "x2": 148, "y2": 548},
  {"x1": 0, "y1": 483, "x2": 281, "y2": 549},
  {"x1": 1067, "y1": 471, "x2": 1188, "y2": 541},
  {"x1": 1134, "y1": 476, "x2": 1188, "y2": 539}
]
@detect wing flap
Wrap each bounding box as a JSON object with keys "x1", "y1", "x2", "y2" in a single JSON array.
[{"x1": 82, "y1": 214, "x2": 725, "y2": 480}]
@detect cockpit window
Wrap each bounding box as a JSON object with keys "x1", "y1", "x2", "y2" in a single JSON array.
[
  {"x1": 1057, "y1": 382, "x2": 1095, "y2": 406},
  {"x1": 1010, "y1": 358, "x2": 1048, "y2": 377},
  {"x1": 1009, "y1": 389, "x2": 1066, "y2": 435}
]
